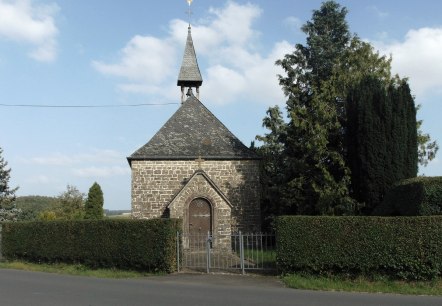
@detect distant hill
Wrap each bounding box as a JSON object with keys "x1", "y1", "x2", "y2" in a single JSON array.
[
  {"x1": 104, "y1": 209, "x2": 131, "y2": 216},
  {"x1": 15, "y1": 196, "x2": 59, "y2": 220},
  {"x1": 14, "y1": 196, "x2": 131, "y2": 220}
]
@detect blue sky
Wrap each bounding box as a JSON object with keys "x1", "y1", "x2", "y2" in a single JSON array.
[{"x1": 1, "y1": 0, "x2": 441, "y2": 210}]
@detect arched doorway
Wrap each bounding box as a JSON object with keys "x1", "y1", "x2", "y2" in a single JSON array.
[{"x1": 188, "y1": 198, "x2": 212, "y2": 237}]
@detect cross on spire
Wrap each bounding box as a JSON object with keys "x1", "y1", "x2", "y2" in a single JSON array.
[{"x1": 187, "y1": 0, "x2": 193, "y2": 26}]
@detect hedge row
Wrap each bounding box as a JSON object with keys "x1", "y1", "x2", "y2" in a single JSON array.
[
  {"x1": 1, "y1": 219, "x2": 181, "y2": 272},
  {"x1": 276, "y1": 216, "x2": 442, "y2": 280},
  {"x1": 374, "y1": 176, "x2": 442, "y2": 216}
]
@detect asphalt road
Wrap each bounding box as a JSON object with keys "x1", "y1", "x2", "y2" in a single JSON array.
[{"x1": 0, "y1": 269, "x2": 441, "y2": 306}]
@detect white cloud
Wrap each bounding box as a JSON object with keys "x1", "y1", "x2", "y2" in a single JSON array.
[
  {"x1": 93, "y1": 1, "x2": 292, "y2": 107},
  {"x1": 73, "y1": 166, "x2": 130, "y2": 178},
  {"x1": 92, "y1": 35, "x2": 177, "y2": 92},
  {"x1": 203, "y1": 41, "x2": 292, "y2": 105},
  {"x1": 375, "y1": 27, "x2": 442, "y2": 96},
  {"x1": 20, "y1": 149, "x2": 125, "y2": 166},
  {"x1": 208, "y1": 1, "x2": 262, "y2": 47},
  {"x1": 0, "y1": 0, "x2": 59, "y2": 61}
]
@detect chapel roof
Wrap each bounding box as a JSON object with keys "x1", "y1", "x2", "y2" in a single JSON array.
[{"x1": 127, "y1": 92, "x2": 260, "y2": 162}]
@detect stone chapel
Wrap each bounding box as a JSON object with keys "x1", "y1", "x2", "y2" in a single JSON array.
[{"x1": 127, "y1": 25, "x2": 261, "y2": 242}]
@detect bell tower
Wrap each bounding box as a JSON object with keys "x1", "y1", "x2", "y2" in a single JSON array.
[{"x1": 177, "y1": 0, "x2": 203, "y2": 102}]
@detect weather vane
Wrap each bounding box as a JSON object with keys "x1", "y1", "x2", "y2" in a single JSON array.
[{"x1": 187, "y1": 0, "x2": 193, "y2": 25}]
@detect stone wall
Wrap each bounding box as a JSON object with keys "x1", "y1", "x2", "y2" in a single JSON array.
[{"x1": 131, "y1": 159, "x2": 260, "y2": 234}]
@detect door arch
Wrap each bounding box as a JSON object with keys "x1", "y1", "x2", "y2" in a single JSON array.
[{"x1": 188, "y1": 198, "x2": 212, "y2": 236}]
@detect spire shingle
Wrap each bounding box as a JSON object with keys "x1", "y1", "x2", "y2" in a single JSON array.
[{"x1": 177, "y1": 26, "x2": 203, "y2": 88}]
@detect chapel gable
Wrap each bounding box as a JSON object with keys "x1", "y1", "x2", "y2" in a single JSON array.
[{"x1": 128, "y1": 24, "x2": 261, "y2": 240}]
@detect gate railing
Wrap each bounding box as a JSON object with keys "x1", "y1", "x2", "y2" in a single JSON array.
[{"x1": 176, "y1": 231, "x2": 276, "y2": 274}]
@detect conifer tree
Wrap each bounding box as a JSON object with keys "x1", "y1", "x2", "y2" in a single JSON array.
[
  {"x1": 0, "y1": 147, "x2": 17, "y2": 208},
  {"x1": 0, "y1": 147, "x2": 22, "y2": 221},
  {"x1": 258, "y1": 1, "x2": 424, "y2": 217},
  {"x1": 274, "y1": 1, "x2": 355, "y2": 215},
  {"x1": 84, "y1": 182, "x2": 104, "y2": 219},
  {"x1": 346, "y1": 76, "x2": 418, "y2": 212}
]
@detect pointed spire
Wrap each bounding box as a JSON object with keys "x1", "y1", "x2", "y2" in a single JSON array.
[{"x1": 177, "y1": 26, "x2": 203, "y2": 102}]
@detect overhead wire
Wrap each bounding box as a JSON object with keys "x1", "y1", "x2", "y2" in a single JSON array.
[{"x1": 0, "y1": 103, "x2": 180, "y2": 108}]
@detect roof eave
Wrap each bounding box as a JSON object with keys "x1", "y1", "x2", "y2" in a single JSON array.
[{"x1": 127, "y1": 155, "x2": 262, "y2": 161}]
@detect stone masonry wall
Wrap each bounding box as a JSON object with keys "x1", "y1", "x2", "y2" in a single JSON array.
[{"x1": 131, "y1": 159, "x2": 260, "y2": 233}]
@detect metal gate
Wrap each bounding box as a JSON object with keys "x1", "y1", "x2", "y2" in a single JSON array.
[{"x1": 176, "y1": 232, "x2": 276, "y2": 274}]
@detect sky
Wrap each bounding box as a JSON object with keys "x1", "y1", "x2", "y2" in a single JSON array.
[{"x1": 1, "y1": 0, "x2": 442, "y2": 210}]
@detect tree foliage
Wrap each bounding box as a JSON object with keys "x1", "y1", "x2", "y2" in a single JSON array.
[
  {"x1": 0, "y1": 147, "x2": 18, "y2": 209},
  {"x1": 84, "y1": 182, "x2": 104, "y2": 219},
  {"x1": 51, "y1": 185, "x2": 85, "y2": 220},
  {"x1": 346, "y1": 76, "x2": 417, "y2": 211},
  {"x1": 416, "y1": 105, "x2": 439, "y2": 167},
  {"x1": 0, "y1": 147, "x2": 22, "y2": 221},
  {"x1": 259, "y1": 0, "x2": 356, "y2": 217},
  {"x1": 258, "y1": 0, "x2": 428, "y2": 218},
  {"x1": 15, "y1": 196, "x2": 59, "y2": 221}
]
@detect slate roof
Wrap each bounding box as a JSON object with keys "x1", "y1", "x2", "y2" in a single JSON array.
[
  {"x1": 128, "y1": 93, "x2": 260, "y2": 162},
  {"x1": 177, "y1": 26, "x2": 203, "y2": 88}
]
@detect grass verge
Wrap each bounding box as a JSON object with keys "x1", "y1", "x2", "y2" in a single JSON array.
[
  {"x1": 0, "y1": 260, "x2": 157, "y2": 279},
  {"x1": 282, "y1": 273, "x2": 442, "y2": 296}
]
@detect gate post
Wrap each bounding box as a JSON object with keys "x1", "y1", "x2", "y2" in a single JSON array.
[
  {"x1": 206, "y1": 231, "x2": 211, "y2": 273},
  {"x1": 239, "y1": 231, "x2": 245, "y2": 275}
]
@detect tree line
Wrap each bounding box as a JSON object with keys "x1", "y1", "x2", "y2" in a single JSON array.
[{"x1": 0, "y1": 147, "x2": 104, "y2": 222}]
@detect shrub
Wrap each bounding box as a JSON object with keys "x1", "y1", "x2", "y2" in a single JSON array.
[
  {"x1": 1, "y1": 219, "x2": 181, "y2": 272},
  {"x1": 373, "y1": 176, "x2": 442, "y2": 216},
  {"x1": 276, "y1": 216, "x2": 442, "y2": 280}
]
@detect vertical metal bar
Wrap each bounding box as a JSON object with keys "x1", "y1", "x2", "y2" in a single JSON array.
[
  {"x1": 206, "y1": 231, "x2": 210, "y2": 273},
  {"x1": 258, "y1": 233, "x2": 264, "y2": 268},
  {"x1": 239, "y1": 231, "x2": 245, "y2": 275}
]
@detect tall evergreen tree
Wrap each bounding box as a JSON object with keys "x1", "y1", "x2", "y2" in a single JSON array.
[
  {"x1": 258, "y1": 1, "x2": 426, "y2": 218},
  {"x1": 0, "y1": 147, "x2": 22, "y2": 221},
  {"x1": 84, "y1": 182, "x2": 104, "y2": 219},
  {"x1": 346, "y1": 77, "x2": 417, "y2": 212},
  {"x1": 346, "y1": 76, "x2": 389, "y2": 209},
  {"x1": 265, "y1": 0, "x2": 356, "y2": 215},
  {"x1": 256, "y1": 106, "x2": 287, "y2": 223},
  {"x1": 0, "y1": 147, "x2": 17, "y2": 209}
]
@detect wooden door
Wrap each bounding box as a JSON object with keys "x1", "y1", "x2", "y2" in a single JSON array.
[{"x1": 188, "y1": 198, "x2": 212, "y2": 240}]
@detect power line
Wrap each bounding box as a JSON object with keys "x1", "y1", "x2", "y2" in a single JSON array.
[{"x1": 0, "y1": 102, "x2": 179, "y2": 108}]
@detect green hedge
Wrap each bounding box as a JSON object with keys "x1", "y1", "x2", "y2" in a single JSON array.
[
  {"x1": 1, "y1": 219, "x2": 181, "y2": 272},
  {"x1": 373, "y1": 176, "x2": 442, "y2": 216},
  {"x1": 276, "y1": 216, "x2": 442, "y2": 280}
]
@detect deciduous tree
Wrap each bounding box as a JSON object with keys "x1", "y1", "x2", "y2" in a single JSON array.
[{"x1": 56, "y1": 185, "x2": 85, "y2": 220}]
